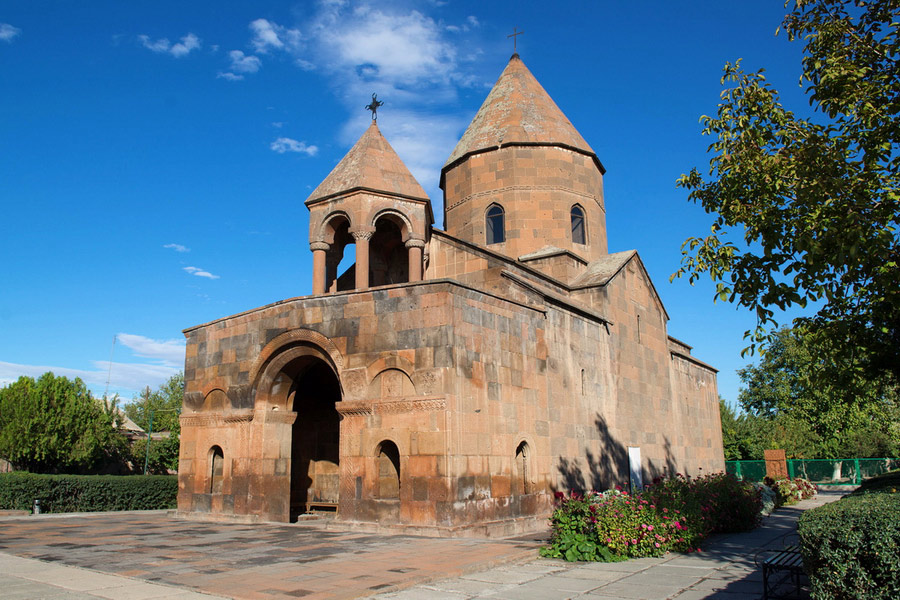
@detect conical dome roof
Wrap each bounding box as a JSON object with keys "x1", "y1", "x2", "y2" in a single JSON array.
[
  {"x1": 306, "y1": 121, "x2": 428, "y2": 205},
  {"x1": 443, "y1": 54, "x2": 598, "y2": 170}
]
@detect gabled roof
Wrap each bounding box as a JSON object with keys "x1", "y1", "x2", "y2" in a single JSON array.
[
  {"x1": 443, "y1": 53, "x2": 601, "y2": 172},
  {"x1": 306, "y1": 121, "x2": 428, "y2": 205}
]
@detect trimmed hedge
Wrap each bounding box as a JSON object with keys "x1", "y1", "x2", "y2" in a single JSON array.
[
  {"x1": 0, "y1": 472, "x2": 177, "y2": 513},
  {"x1": 798, "y1": 490, "x2": 900, "y2": 599}
]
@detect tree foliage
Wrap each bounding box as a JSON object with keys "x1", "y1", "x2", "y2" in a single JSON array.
[
  {"x1": 674, "y1": 0, "x2": 900, "y2": 384},
  {"x1": 124, "y1": 372, "x2": 183, "y2": 473},
  {"x1": 0, "y1": 373, "x2": 125, "y2": 473},
  {"x1": 734, "y1": 327, "x2": 899, "y2": 458}
]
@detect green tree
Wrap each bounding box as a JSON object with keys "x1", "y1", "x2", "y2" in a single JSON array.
[
  {"x1": 125, "y1": 372, "x2": 183, "y2": 473},
  {"x1": 738, "y1": 327, "x2": 899, "y2": 458},
  {"x1": 0, "y1": 373, "x2": 124, "y2": 473},
  {"x1": 674, "y1": 0, "x2": 900, "y2": 386},
  {"x1": 720, "y1": 396, "x2": 821, "y2": 460}
]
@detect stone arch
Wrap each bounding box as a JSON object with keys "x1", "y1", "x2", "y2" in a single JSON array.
[
  {"x1": 203, "y1": 388, "x2": 228, "y2": 411},
  {"x1": 369, "y1": 212, "x2": 410, "y2": 286},
  {"x1": 365, "y1": 355, "x2": 417, "y2": 395},
  {"x1": 374, "y1": 439, "x2": 401, "y2": 499},
  {"x1": 209, "y1": 445, "x2": 225, "y2": 494},
  {"x1": 368, "y1": 368, "x2": 416, "y2": 399},
  {"x1": 319, "y1": 211, "x2": 353, "y2": 244},
  {"x1": 370, "y1": 209, "x2": 413, "y2": 241},
  {"x1": 250, "y1": 329, "x2": 344, "y2": 407}
]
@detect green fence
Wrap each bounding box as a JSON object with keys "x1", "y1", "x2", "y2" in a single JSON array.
[{"x1": 726, "y1": 458, "x2": 900, "y2": 486}]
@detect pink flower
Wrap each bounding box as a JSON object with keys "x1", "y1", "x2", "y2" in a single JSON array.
[
  {"x1": 647, "y1": 525, "x2": 654, "y2": 531},
  {"x1": 655, "y1": 542, "x2": 660, "y2": 548}
]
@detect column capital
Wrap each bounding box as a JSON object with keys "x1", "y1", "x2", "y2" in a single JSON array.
[
  {"x1": 310, "y1": 241, "x2": 330, "y2": 252},
  {"x1": 350, "y1": 227, "x2": 376, "y2": 242},
  {"x1": 404, "y1": 237, "x2": 426, "y2": 249}
]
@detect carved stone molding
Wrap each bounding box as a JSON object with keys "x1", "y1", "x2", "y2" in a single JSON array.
[
  {"x1": 405, "y1": 237, "x2": 426, "y2": 249},
  {"x1": 336, "y1": 396, "x2": 447, "y2": 417},
  {"x1": 223, "y1": 411, "x2": 254, "y2": 424},
  {"x1": 351, "y1": 229, "x2": 375, "y2": 241},
  {"x1": 310, "y1": 241, "x2": 330, "y2": 252}
]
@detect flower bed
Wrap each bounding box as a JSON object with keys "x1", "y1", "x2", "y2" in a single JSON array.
[{"x1": 541, "y1": 472, "x2": 763, "y2": 561}]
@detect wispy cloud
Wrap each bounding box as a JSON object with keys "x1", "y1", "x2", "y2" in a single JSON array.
[
  {"x1": 0, "y1": 333, "x2": 186, "y2": 397},
  {"x1": 138, "y1": 33, "x2": 201, "y2": 57},
  {"x1": 183, "y1": 266, "x2": 220, "y2": 279},
  {"x1": 163, "y1": 243, "x2": 189, "y2": 253},
  {"x1": 270, "y1": 137, "x2": 318, "y2": 155},
  {"x1": 218, "y1": 49, "x2": 261, "y2": 80},
  {"x1": 0, "y1": 23, "x2": 21, "y2": 42},
  {"x1": 250, "y1": 18, "x2": 300, "y2": 54},
  {"x1": 239, "y1": 4, "x2": 489, "y2": 207},
  {"x1": 116, "y1": 333, "x2": 185, "y2": 368}
]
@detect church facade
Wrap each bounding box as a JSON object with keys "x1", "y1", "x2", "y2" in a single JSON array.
[{"x1": 176, "y1": 54, "x2": 724, "y2": 535}]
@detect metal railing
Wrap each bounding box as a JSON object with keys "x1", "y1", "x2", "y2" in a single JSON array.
[{"x1": 725, "y1": 458, "x2": 900, "y2": 486}]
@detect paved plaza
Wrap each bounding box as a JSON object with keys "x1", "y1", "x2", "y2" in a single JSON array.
[{"x1": 0, "y1": 491, "x2": 843, "y2": 599}]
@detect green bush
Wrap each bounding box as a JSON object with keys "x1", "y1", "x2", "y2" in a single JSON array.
[
  {"x1": 799, "y1": 492, "x2": 900, "y2": 600},
  {"x1": 0, "y1": 472, "x2": 177, "y2": 512},
  {"x1": 853, "y1": 468, "x2": 900, "y2": 495}
]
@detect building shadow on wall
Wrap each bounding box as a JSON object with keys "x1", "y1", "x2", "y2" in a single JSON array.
[{"x1": 555, "y1": 414, "x2": 680, "y2": 494}]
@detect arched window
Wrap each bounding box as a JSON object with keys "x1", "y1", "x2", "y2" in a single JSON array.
[
  {"x1": 209, "y1": 446, "x2": 224, "y2": 494},
  {"x1": 486, "y1": 204, "x2": 505, "y2": 245},
  {"x1": 515, "y1": 441, "x2": 532, "y2": 495},
  {"x1": 571, "y1": 205, "x2": 586, "y2": 245},
  {"x1": 375, "y1": 440, "x2": 400, "y2": 499}
]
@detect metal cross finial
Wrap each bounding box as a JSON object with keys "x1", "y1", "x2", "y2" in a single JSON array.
[
  {"x1": 365, "y1": 93, "x2": 384, "y2": 121},
  {"x1": 507, "y1": 27, "x2": 524, "y2": 52}
]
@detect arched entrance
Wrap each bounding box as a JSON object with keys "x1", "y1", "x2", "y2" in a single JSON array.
[{"x1": 284, "y1": 357, "x2": 341, "y2": 520}]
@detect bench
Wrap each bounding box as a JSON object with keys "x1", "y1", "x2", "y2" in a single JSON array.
[{"x1": 762, "y1": 546, "x2": 806, "y2": 600}]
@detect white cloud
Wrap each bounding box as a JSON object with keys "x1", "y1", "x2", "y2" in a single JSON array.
[
  {"x1": 250, "y1": 18, "x2": 300, "y2": 53},
  {"x1": 183, "y1": 266, "x2": 220, "y2": 279},
  {"x1": 163, "y1": 243, "x2": 189, "y2": 253},
  {"x1": 170, "y1": 33, "x2": 201, "y2": 57},
  {"x1": 0, "y1": 360, "x2": 179, "y2": 397},
  {"x1": 0, "y1": 23, "x2": 21, "y2": 42},
  {"x1": 116, "y1": 333, "x2": 185, "y2": 368},
  {"x1": 219, "y1": 50, "x2": 261, "y2": 80},
  {"x1": 138, "y1": 32, "x2": 201, "y2": 57},
  {"x1": 270, "y1": 137, "x2": 318, "y2": 156}
]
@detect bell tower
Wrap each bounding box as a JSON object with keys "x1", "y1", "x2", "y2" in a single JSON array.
[{"x1": 306, "y1": 120, "x2": 433, "y2": 294}]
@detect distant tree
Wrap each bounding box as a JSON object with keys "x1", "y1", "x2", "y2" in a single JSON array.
[
  {"x1": 720, "y1": 396, "x2": 821, "y2": 460},
  {"x1": 738, "y1": 327, "x2": 899, "y2": 458},
  {"x1": 125, "y1": 372, "x2": 183, "y2": 473},
  {"x1": 0, "y1": 373, "x2": 124, "y2": 473},
  {"x1": 674, "y1": 0, "x2": 900, "y2": 388}
]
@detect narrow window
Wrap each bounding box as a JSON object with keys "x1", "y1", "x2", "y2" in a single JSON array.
[
  {"x1": 486, "y1": 204, "x2": 505, "y2": 244},
  {"x1": 637, "y1": 314, "x2": 642, "y2": 344},
  {"x1": 209, "y1": 446, "x2": 224, "y2": 494},
  {"x1": 375, "y1": 440, "x2": 400, "y2": 499},
  {"x1": 515, "y1": 441, "x2": 532, "y2": 495},
  {"x1": 571, "y1": 205, "x2": 586, "y2": 244},
  {"x1": 581, "y1": 368, "x2": 586, "y2": 396}
]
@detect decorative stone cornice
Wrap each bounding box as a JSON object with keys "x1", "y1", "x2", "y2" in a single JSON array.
[
  {"x1": 310, "y1": 241, "x2": 330, "y2": 252},
  {"x1": 405, "y1": 237, "x2": 426, "y2": 249},
  {"x1": 336, "y1": 396, "x2": 447, "y2": 418},
  {"x1": 223, "y1": 410, "x2": 254, "y2": 424}
]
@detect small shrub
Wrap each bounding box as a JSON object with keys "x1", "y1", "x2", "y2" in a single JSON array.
[
  {"x1": 0, "y1": 472, "x2": 177, "y2": 512},
  {"x1": 764, "y1": 476, "x2": 817, "y2": 506},
  {"x1": 539, "y1": 491, "x2": 625, "y2": 562},
  {"x1": 754, "y1": 482, "x2": 777, "y2": 515},
  {"x1": 799, "y1": 492, "x2": 900, "y2": 600}
]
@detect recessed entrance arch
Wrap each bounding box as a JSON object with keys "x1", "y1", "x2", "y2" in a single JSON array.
[{"x1": 254, "y1": 343, "x2": 342, "y2": 522}]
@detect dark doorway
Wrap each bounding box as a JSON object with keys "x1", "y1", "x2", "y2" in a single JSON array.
[
  {"x1": 287, "y1": 357, "x2": 341, "y2": 521},
  {"x1": 370, "y1": 217, "x2": 408, "y2": 286}
]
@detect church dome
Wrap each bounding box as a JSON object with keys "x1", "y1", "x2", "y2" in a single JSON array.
[{"x1": 443, "y1": 53, "x2": 602, "y2": 173}]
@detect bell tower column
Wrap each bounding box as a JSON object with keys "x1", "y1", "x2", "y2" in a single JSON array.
[
  {"x1": 351, "y1": 227, "x2": 375, "y2": 290},
  {"x1": 405, "y1": 237, "x2": 425, "y2": 282},
  {"x1": 310, "y1": 241, "x2": 329, "y2": 295}
]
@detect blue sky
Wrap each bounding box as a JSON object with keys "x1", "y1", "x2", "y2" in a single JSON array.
[{"x1": 1, "y1": 1, "x2": 814, "y2": 405}]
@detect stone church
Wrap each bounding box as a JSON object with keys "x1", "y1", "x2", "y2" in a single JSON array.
[{"x1": 177, "y1": 53, "x2": 724, "y2": 535}]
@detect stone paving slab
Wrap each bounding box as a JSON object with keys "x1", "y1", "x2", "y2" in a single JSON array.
[{"x1": 0, "y1": 491, "x2": 845, "y2": 600}]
